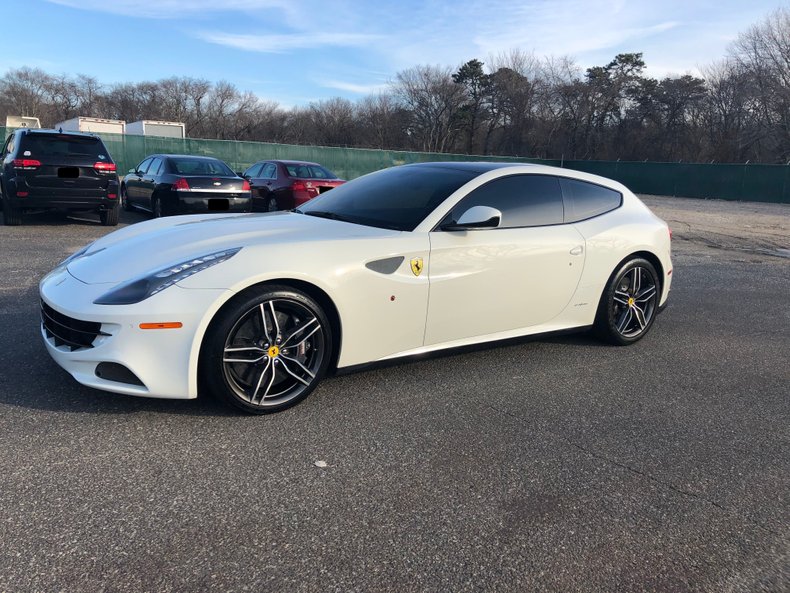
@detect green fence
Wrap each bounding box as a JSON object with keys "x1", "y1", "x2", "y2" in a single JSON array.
[{"x1": 3, "y1": 126, "x2": 788, "y2": 203}]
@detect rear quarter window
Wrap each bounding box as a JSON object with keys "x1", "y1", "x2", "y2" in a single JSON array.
[{"x1": 560, "y1": 178, "x2": 622, "y2": 222}]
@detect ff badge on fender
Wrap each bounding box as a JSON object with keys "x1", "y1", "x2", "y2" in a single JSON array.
[{"x1": 410, "y1": 257, "x2": 424, "y2": 277}]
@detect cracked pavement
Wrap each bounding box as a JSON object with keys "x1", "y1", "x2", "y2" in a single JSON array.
[{"x1": 0, "y1": 201, "x2": 788, "y2": 592}]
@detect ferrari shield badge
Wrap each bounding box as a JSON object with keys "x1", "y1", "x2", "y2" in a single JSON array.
[{"x1": 410, "y1": 257, "x2": 424, "y2": 277}]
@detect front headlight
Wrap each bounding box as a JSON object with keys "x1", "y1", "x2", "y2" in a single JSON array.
[{"x1": 94, "y1": 247, "x2": 242, "y2": 305}]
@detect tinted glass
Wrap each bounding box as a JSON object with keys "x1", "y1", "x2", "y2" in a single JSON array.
[
  {"x1": 170, "y1": 158, "x2": 234, "y2": 176},
  {"x1": 561, "y1": 178, "x2": 622, "y2": 222},
  {"x1": 286, "y1": 164, "x2": 337, "y2": 179},
  {"x1": 299, "y1": 165, "x2": 477, "y2": 231},
  {"x1": 3, "y1": 135, "x2": 13, "y2": 155},
  {"x1": 245, "y1": 163, "x2": 263, "y2": 177},
  {"x1": 261, "y1": 163, "x2": 277, "y2": 179},
  {"x1": 137, "y1": 158, "x2": 153, "y2": 174},
  {"x1": 20, "y1": 134, "x2": 107, "y2": 160},
  {"x1": 443, "y1": 175, "x2": 563, "y2": 229},
  {"x1": 148, "y1": 157, "x2": 163, "y2": 176}
]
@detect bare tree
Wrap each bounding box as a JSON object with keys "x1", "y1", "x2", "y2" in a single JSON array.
[
  {"x1": 394, "y1": 65, "x2": 465, "y2": 153},
  {"x1": 356, "y1": 93, "x2": 410, "y2": 149}
]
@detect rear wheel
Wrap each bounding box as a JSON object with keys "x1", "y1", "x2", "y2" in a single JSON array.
[
  {"x1": 201, "y1": 285, "x2": 332, "y2": 414},
  {"x1": 100, "y1": 205, "x2": 119, "y2": 226},
  {"x1": 267, "y1": 196, "x2": 278, "y2": 212},
  {"x1": 3, "y1": 195, "x2": 22, "y2": 226},
  {"x1": 594, "y1": 257, "x2": 659, "y2": 345}
]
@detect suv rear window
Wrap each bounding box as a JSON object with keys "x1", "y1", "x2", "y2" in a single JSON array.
[{"x1": 20, "y1": 134, "x2": 108, "y2": 160}]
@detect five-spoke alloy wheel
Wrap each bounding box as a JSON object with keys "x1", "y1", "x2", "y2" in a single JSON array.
[
  {"x1": 595, "y1": 258, "x2": 660, "y2": 345},
  {"x1": 201, "y1": 286, "x2": 332, "y2": 413}
]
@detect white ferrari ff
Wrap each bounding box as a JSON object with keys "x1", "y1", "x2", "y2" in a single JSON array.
[{"x1": 40, "y1": 162, "x2": 672, "y2": 413}]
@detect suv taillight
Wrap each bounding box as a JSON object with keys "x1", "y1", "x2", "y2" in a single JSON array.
[
  {"x1": 94, "y1": 162, "x2": 116, "y2": 173},
  {"x1": 241, "y1": 180, "x2": 251, "y2": 192},
  {"x1": 13, "y1": 159, "x2": 41, "y2": 169},
  {"x1": 173, "y1": 178, "x2": 190, "y2": 191}
]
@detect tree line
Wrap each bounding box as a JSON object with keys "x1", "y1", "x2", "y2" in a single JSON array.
[{"x1": 1, "y1": 8, "x2": 787, "y2": 164}]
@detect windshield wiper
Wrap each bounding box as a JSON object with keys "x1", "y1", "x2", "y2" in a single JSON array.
[
  {"x1": 303, "y1": 210, "x2": 404, "y2": 231},
  {"x1": 303, "y1": 210, "x2": 348, "y2": 222}
]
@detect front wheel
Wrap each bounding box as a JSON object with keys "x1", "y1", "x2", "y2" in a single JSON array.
[
  {"x1": 594, "y1": 258, "x2": 660, "y2": 345},
  {"x1": 200, "y1": 286, "x2": 333, "y2": 414},
  {"x1": 152, "y1": 195, "x2": 163, "y2": 218},
  {"x1": 121, "y1": 185, "x2": 132, "y2": 212}
]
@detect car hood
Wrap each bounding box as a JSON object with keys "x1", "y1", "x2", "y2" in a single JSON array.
[{"x1": 67, "y1": 212, "x2": 395, "y2": 284}]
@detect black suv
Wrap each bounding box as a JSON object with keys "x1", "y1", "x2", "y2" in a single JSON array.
[{"x1": 0, "y1": 129, "x2": 120, "y2": 226}]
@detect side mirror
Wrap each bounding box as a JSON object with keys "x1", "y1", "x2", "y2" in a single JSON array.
[
  {"x1": 128, "y1": 168, "x2": 136, "y2": 174},
  {"x1": 441, "y1": 205, "x2": 502, "y2": 231},
  {"x1": 236, "y1": 171, "x2": 246, "y2": 178}
]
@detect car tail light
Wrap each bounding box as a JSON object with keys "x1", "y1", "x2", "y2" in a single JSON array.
[
  {"x1": 173, "y1": 178, "x2": 190, "y2": 191},
  {"x1": 94, "y1": 162, "x2": 116, "y2": 173},
  {"x1": 16, "y1": 191, "x2": 29, "y2": 197},
  {"x1": 668, "y1": 227, "x2": 672, "y2": 240},
  {"x1": 107, "y1": 193, "x2": 117, "y2": 199},
  {"x1": 291, "y1": 181, "x2": 307, "y2": 192},
  {"x1": 12, "y1": 159, "x2": 41, "y2": 169},
  {"x1": 241, "y1": 180, "x2": 250, "y2": 191}
]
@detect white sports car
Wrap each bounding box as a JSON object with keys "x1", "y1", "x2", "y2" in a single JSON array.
[{"x1": 40, "y1": 162, "x2": 672, "y2": 413}]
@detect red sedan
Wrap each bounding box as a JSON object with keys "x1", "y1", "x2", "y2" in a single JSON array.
[{"x1": 241, "y1": 160, "x2": 345, "y2": 212}]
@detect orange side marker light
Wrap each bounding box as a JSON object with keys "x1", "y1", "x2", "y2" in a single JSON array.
[{"x1": 139, "y1": 322, "x2": 183, "y2": 330}]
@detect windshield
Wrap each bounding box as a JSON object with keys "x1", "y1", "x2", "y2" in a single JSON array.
[
  {"x1": 298, "y1": 165, "x2": 477, "y2": 231},
  {"x1": 169, "y1": 157, "x2": 235, "y2": 176}
]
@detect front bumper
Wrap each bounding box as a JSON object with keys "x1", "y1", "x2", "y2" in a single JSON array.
[{"x1": 39, "y1": 267, "x2": 228, "y2": 399}]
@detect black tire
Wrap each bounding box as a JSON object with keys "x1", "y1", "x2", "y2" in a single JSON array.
[
  {"x1": 152, "y1": 194, "x2": 163, "y2": 218},
  {"x1": 266, "y1": 196, "x2": 278, "y2": 212},
  {"x1": 594, "y1": 257, "x2": 660, "y2": 346},
  {"x1": 121, "y1": 185, "x2": 132, "y2": 212},
  {"x1": 200, "y1": 285, "x2": 333, "y2": 414},
  {"x1": 100, "y1": 205, "x2": 119, "y2": 226},
  {"x1": 3, "y1": 195, "x2": 22, "y2": 226}
]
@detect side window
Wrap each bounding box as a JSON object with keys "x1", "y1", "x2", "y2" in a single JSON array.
[
  {"x1": 444, "y1": 175, "x2": 564, "y2": 229},
  {"x1": 149, "y1": 158, "x2": 163, "y2": 176},
  {"x1": 560, "y1": 178, "x2": 622, "y2": 222},
  {"x1": 2, "y1": 135, "x2": 14, "y2": 157},
  {"x1": 244, "y1": 163, "x2": 263, "y2": 178},
  {"x1": 261, "y1": 163, "x2": 277, "y2": 179},
  {"x1": 136, "y1": 158, "x2": 153, "y2": 174}
]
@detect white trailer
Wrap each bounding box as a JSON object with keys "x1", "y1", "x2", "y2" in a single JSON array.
[
  {"x1": 54, "y1": 117, "x2": 126, "y2": 135},
  {"x1": 126, "y1": 120, "x2": 186, "y2": 139},
  {"x1": 5, "y1": 115, "x2": 41, "y2": 129}
]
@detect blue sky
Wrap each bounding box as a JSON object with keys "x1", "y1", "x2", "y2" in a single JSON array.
[{"x1": 2, "y1": 0, "x2": 784, "y2": 107}]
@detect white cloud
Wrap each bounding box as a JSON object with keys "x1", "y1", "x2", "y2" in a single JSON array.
[
  {"x1": 46, "y1": 0, "x2": 289, "y2": 18},
  {"x1": 317, "y1": 79, "x2": 389, "y2": 94},
  {"x1": 196, "y1": 31, "x2": 382, "y2": 53}
]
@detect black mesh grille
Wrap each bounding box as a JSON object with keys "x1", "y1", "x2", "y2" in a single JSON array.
[{"x1": 41, "y1": 300, "x2": 106, "y2": 351}]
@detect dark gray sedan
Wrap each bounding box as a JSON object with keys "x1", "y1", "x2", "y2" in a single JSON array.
[{"x1": 121, "y1": 154, "x2": 252, "y2": 217}]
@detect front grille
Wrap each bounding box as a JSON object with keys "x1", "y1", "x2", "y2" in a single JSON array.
[{"x1": 41, "y1": 300, "x2": 107, "y2": 351}]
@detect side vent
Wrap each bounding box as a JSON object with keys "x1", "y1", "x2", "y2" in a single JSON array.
[{"x1": 365, "y1": 256, "x2": 405, "y2": 275}]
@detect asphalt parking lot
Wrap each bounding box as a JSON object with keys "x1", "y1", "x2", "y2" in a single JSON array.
[{"x1": 0, "y1": 199, "x2": 788, "y2": 593}]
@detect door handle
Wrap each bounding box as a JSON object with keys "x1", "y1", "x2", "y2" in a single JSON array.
[{"x1": 570, "y1": 245, "x2": 584, "y2": 256}]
